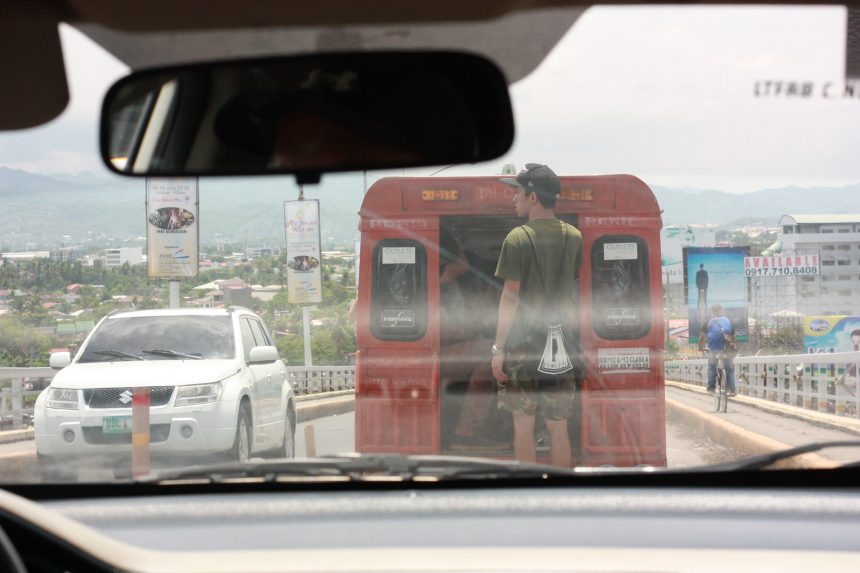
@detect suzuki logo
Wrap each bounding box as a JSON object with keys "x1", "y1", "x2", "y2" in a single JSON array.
[{"x1": 118, "y1": 390, "x2": 133, "y2": 404}]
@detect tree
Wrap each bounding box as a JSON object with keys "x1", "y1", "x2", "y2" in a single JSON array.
[
  {"x1": 276, "y1": 333, "x2": 306, "y2": 366},
  {"x1": 754, "y1": 324, "x2": 803, "y2": 355},
  {"x1": 665, "y1": 338, "x2": 681, "y2": 360},
  {"x1": 0, "y1": 317, "x2": 52, "y2": 367}
]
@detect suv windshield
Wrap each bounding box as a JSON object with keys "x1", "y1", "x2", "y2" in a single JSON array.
[{"x1": 78, "y1": 316, "x2": 235, "y2": 362}]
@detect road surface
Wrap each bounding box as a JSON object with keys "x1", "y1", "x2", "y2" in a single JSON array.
[
  {"x1": 0, "y1": 409, "x2": 748, "y2": 481},
  {"x1": 666, "y1": 385, "x2": 860, "y2": 464}
]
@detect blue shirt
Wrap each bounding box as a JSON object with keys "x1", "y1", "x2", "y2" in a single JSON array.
[{"x1": 705, "y1": 316, "x2": 734, "y2": 351}]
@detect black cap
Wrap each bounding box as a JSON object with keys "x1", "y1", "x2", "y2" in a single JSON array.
[{"x1": 500, "y1": 163, "x2": 561, "y2": 198}]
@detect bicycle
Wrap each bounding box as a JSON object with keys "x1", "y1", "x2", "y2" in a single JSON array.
[
  {"x1": 701, "y1": 348, "x2": 729, "y2": 413},
  {"x1": 712, "y1": 352, "x2": 729, "y2": 413}
]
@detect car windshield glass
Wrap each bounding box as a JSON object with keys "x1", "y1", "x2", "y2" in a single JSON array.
[
  {"x1": 2, "y1": 5, "x2": 860, "y2": 485},
  {"x1": 78, "y1": 316, "x2": 235, "y2": 361}
]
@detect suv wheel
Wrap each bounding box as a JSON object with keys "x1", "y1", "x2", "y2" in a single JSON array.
[{"x1": 231, "y1": 406, "x2": 252, "y2": 463}]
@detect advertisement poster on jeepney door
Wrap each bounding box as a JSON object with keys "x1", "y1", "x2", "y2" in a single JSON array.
[
  {"x1": 284, "y1": 200, "x2": 322, "y2": 304},
  {"x1": 146, "y1": 178, "x2": 199, "y2": 278}
]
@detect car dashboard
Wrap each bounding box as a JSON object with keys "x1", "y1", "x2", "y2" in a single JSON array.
[{"x1": 1, "y1": 475, "x2": 859, "y2": 573}]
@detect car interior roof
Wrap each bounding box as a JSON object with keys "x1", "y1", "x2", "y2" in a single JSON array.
[{"x1": 10, "y1": 0, "x2": 857, "y2": 132}]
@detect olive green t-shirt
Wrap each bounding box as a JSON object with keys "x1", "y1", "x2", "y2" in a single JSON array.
[{"x1": 495, "y1": 218, "x2": 583, "y2": 349}]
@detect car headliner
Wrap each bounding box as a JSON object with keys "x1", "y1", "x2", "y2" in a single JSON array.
[{"x1": 3, "y1": 1, "x2": 859, "y2": 130}]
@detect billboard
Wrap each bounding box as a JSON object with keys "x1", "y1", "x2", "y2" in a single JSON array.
[
  {"x1": 684, "y1": 246, "x2": 749, "y2": 343},
  {"x1": 803, "y1": 316, "x2": 860, "y2": 354},
  {"x1": 284, "y1": 200, "x2": 322, "y2": 304},
  {"x1": 146, "y1": 178, "x2": 199, "y2": 278},
  {"x1": 744, "y1": 254, "x2": 819, "y2": 278}
]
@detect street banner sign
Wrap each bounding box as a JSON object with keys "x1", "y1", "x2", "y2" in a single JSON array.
[
  {"x1": 146, "y1": 178, "x2": 199, "y2": 278},
  {"x1": 284, "y1": 199, "x2": 323, "y2": 304}
]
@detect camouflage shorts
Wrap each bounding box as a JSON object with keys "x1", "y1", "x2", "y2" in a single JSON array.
[{"x1": 497, "y1": 362, "x2": 576, "y2": 421}]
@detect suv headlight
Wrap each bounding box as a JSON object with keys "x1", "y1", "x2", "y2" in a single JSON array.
[
  {"x1": 175, "y1": 382, "x2": 222, "y2": 407},
  {"x1": 46, "y1": 388, "x2": 80, "y2": 410}
]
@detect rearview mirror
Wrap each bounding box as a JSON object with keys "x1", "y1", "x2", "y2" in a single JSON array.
[{"x1": 100, "y1": 52, "x2": 514, "y2": 182}]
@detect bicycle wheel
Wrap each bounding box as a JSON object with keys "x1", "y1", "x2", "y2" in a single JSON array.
[
  {"x1": 714, "y1": 363, "x2": 729, "y2": 413},
  {"x1": 714, "y1": 366, "x2": 725, "y2": 412}
]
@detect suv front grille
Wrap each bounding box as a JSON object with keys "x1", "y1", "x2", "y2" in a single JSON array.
[
  {"x1": 82, "y1": 424, "x2": 171, "y2": 444},
  {"x1": 83, "y1": 387, "x2": 175, "y2": 408}
]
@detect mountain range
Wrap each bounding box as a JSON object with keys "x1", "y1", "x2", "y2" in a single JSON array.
[
  {"x1": 650, "y1": 184, "x2": 860, "y2": 227},
  {"x1": 2, "y1": 166, "x2": 859, "y2": 250}
]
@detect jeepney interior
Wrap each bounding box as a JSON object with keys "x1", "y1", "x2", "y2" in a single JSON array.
[{"x1": 437, "y1": 215, "x2": 583, "y2": 453}]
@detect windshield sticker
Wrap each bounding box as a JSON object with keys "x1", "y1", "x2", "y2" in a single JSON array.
[
  {"x1": 754, "y1": 79, "x2": 860, "y2": 100},
  {"x1": 604, "y1": 242, "x2": 638, "y2": 260},
  {"x1": 598, "y1": 348, "x2": 650, "y2": 373},
  {"x1": 382, "y1": 247, "x2": 416, "y2": 265},
  {"x1": 382, "y1": 310, "x2": 415, "y2": 328}
]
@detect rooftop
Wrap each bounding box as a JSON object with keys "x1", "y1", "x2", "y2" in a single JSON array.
[{"x1": 780, "y1": 214, "x2": 860, "y2": 225}]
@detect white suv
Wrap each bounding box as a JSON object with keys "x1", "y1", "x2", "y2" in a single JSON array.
[{"x1": 35, "y1": 307, "x2": 295, "y2": 475}]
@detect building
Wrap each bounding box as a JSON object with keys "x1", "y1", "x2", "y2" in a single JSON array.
[
  {"x1": 751, "y1": 214, "x2": 860, "y2": 318},
  {"x1": 660, "y1": 224, "x2": 717, "y2": 318},
  {"x1": 104, "y1": 247, "x2": 143, "y2": 269},
  {"x1": 50, "y1": 246, "x2": 86, "y2": 262},
  {"x1": 220, "y1": 277, "x2": 253, "y2": 308},
  {"x1": 661, "y1": 224, "x2": 717, "y2": 277},
  {"x1": 245, "y1": 247, "x2": 282, "y2": 259},
  {"x1": 0, "y1": 251, "x2": 51, "y2": 261},
  {"x1": 56, "y1": 320, "x2": 96, "y2": 340}
]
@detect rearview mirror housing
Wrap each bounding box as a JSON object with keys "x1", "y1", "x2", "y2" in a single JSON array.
[{"x1": 100, "y1": 52, "x2": 514, "y2": 182}]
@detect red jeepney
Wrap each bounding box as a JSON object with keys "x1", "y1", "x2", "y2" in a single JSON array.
[{"x1": 353, "y1": 174, "x2": 666, "y2": 467}]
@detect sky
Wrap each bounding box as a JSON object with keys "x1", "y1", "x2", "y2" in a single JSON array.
[{"x1": 2, "y1": 6, "x2": 860, "y2": 194}]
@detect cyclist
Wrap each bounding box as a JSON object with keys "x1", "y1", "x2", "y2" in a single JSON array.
[{"x1": 697, "y1": 304, "x2": 737, "y2": 397}]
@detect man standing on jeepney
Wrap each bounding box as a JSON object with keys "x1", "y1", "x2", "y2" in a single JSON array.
[{"x1": 491, "y1": 163, "x2": 583, "y2": 467}]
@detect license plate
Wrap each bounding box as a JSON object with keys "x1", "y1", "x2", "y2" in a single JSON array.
[{"x1": 102, "y1": 415, "x2": 133, "y2": 434}]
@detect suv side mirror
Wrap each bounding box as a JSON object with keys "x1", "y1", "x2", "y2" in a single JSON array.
[
  {"x1": 50, "y1": 352, "x2": 71, "y2": 369},
  {"x1": 248, "y1": 346, "x2": 278, "y2": 364}
]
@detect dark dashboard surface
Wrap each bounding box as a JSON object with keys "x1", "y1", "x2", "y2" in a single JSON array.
[{"x1": 38, "y1": 486, "x2": 860, "y2": 552}]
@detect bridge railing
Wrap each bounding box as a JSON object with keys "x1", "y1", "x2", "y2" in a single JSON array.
[
  {"x1": 286, "y1": 366, "x2": 356, "y2": 395},
  {"x1": 665, "y1": 352, "x2": 860, "y2": 419},
  {"x1": 1, "y1": 365, "x2": 356, "y2": 430},
  {"x1": 0, "y1": 367, "x2": 53, "y2": 430}
]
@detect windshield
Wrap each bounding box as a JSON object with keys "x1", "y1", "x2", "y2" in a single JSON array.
[
  {"x1": 2, "y1": 4, "x2": 860, "y2": 486},
  {"x1": 77, "y1": 315, "x2": 235, "y2": 362}
]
